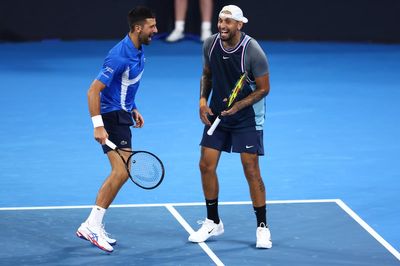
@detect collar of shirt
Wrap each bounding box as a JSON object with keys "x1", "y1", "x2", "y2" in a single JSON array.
[{"x1": 123, "y1": 34, "x2": 144, "y2": 58}]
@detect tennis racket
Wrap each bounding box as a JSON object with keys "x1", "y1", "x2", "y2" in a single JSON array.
[
  {"x1": 105, "y1": 139, "x2": 165, "y2": 190},
  {"x1": 207, "y1": 72, "x2": 248, "y2": 135}
]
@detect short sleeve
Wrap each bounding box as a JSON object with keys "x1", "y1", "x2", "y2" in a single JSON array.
[
  {"x1": 96, "y1": 56, "x2": 123, "y2": 87},
  {"x1": 245, "y1": 40, "x2": 269, "y2": 78},
  {"x1": 202, "y1": 35, "x2": 216, "y2": 67}
]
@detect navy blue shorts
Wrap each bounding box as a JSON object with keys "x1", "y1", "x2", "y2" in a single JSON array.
[
  {"x1": 101, "y1": 110, "x2": 133, "y2": 153},
  {"x1": 200, "y1": 126, "x2": 264, "y2": 155}
]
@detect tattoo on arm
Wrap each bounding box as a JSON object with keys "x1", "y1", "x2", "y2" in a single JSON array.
[
  {"x1": 235, "y1": 74, "x2": 270, "y2": 111},
  {"x1": 236, "y1": 88, "x2": 268, "y2": 111},
  {"x1": 200, "y1": 66, "x2": 212, "y2": 100}
]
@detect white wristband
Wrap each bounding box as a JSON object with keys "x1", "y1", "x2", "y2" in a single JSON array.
[{"x1": 91, "y1": 115, "x2": 104, "y2": 128}]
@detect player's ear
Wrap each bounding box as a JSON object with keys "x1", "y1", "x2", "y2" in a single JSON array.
[
  {"x1": 237, "y1": 22, "x2": 243, "y2": 31},
  {"x1": 134, "y1": 24, "x2": 142, "y2": 33}
]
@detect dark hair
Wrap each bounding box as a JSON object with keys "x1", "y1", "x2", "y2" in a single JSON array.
[{"x1": 127, "y1": 6, "x2": 155, "y2": 30}]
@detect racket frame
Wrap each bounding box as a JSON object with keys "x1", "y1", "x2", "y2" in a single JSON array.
[
  {"x1": 207, "y1": 72, "x2": 248, "y2": 136},
  {"x1": 105, "y1": 139, "x2": 165, "y2": 189}
]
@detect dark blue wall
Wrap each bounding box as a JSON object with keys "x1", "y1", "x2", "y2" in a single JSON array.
[{"x1": 1, "y1": 0, "x2": 399, "y2": 42}]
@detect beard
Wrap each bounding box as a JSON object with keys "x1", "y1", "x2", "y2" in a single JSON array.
[
  {"x1": 139, "y1": 32, "x2": 153, "y2": 45},
  {"x1": 219, "y1": 29, "x2": 234, "y2": 42}
]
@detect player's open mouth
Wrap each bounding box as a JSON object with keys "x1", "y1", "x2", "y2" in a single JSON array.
[{"x1": 220, "y1": 30, "x2": 229, "y2": 36}]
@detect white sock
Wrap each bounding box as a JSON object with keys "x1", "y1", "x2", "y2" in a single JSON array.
[
  {"x1": 175, "y1": 20, "x2": 185, "y2": 32},
  {"x1": 86, "y1": 205, "x2": 106, "y2": 227},
  {"x1": 201, "y1": 21, "x2": 211, "y2": 32}
]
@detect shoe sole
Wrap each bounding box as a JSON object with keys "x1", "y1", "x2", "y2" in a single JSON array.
[
  {"x1": 77, "y1": 230, "x2": 112, "y2": 252},
  {"x1": 76, "y1": 230, "x2": 117, "y2": 246},
  {"x1": 76, "y1": 230, "x2": 89, "y2": 241},
  {"x1": 256, "y1": 242, "x2": 272, "y2": 249},
  {"x1": 86, "y1": 234, "x2": 113, "y2": 253},
  {"x1": 188, "y1": 229, "x2": 224, "y2": 243},
  {"x1": 165, "y1": 36, "x2": 184, "y2": 42}
]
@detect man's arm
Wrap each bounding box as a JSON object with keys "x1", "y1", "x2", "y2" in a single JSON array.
[
  {"x1": 87, "y1": 79, "x2": 108, "y2": 144},
  {"x1": 221, "y1": 74, "x2": 270, "y2": 117},
  {"x1": 199, "y1": 64, "x2": 214, "y2": 125},
  {"x1": 222, "y1": 38, "x2": 270, "y2": 117}
]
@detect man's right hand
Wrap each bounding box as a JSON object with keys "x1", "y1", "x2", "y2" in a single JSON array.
[
  {"x1": 94, "y1": 127, "x2": 109, "y2": 145},
  {"x1": 199, "y1": 105, "x2": 214, "y2": 126}
]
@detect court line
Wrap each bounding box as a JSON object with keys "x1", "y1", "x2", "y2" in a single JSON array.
[
  {"x1": 335, "y1": 199, "x2": 400, "y2": 261},
  {"x1": 0, "y1": 199, "x2": 398, "y2": 260},
  {"x1": 165, "y1": 204, "x2": 224, "y2": 266},
  {"x1": 0, "y1": 199, "x2": 340, "y2": 211}
]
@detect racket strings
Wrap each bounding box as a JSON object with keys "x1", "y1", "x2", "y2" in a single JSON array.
[
  {"x1": 129, "y1": 152, "x2": 163, "y2": 186},
  {"x1": 227, "y1": 73, "x2": 247, "y2": 107}
]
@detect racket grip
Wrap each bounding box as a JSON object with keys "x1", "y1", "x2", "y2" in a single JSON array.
[
  {"x1": 105, "y1": 139, "x2": 117, "y2": 150},
  {"x1": 207, "y1": 116, "x2": 221, "y2": 136}
]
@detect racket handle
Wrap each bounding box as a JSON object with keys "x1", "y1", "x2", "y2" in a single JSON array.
[
  {"x1": 207, "y1": 116, "x2": 221, "y2": 136},
  {"x1": 105, "y1": 139, "x2": 117, "y2": 150}
]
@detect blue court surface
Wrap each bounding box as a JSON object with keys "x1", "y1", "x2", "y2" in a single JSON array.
[
  {"x1": 0, "y1": 200, "x2": 398, "y2": 265},
  {"x1": 0, "y1": 38, "x2": 399, "y2": 265}
]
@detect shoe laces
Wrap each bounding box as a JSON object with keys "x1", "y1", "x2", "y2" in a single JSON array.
[
  {"x1": 100, "y1": 224, "x2": 112, "y2": 238},
  {"x1": 257, "y1": 224, "x2": 271, "y2": 240},
  {"x1": 197, "y1": 219, "x2": 216, "y2": 231}
]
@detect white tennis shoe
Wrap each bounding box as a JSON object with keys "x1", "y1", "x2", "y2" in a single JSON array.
[
  {"x1": 200, "y1": 29, "x2": 212, "y2": 42},
  {"x1": 76, "y1": 222, "x2": 116, "y2": 252},
  {"x1": 166, "y1": 29, "x2": 184, "y2": 42},
  {"x1": 188, "y1": 218, "x2": 224, "y2": 243},
  {"x1": 256, "y1": 223, "x2": 272, "y2": 249}
]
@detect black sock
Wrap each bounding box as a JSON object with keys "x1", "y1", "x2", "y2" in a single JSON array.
[
  {"x1": 206, "y1": 198, "x2": 220, "y2": 224},
  {"x1": 253, "y1": 205, "x2": 268, "y2": 228}
]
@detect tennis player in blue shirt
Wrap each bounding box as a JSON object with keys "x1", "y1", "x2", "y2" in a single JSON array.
[{"x1": 76, "y1": 6, "x2": 157, "y2": 253}]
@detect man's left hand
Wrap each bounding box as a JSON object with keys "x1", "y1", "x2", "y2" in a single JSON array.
[{"x1": 132, "y1": 109, "x2": 144, "y2": 128}]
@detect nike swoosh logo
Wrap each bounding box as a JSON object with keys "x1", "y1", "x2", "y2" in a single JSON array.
[
  {"x1": 208, "y1": 228, "x2": 214, "y2": 234},
  {"x1": 223, "y1": 56, "x2": 229, "y2": 59},
  {"x1": 246, "y1": 145, "x2": 254, "y2": 149}
]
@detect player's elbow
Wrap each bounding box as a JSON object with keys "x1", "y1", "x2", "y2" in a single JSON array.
[
  {"x1": 87, "y1": 80, "x2": 105, "y2": 98},
  {"x1": 87, "y1": 87, "x2": 96, "y2": 100},
  {"x1": 261, "y1": 86, "x2": 270, "y2": 97},
  {"x1": 255, "y1": 75, "x2": 270, "y2": 97}
]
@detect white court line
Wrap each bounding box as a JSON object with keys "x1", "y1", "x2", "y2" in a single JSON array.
[
  {"x1": 165, "y1": 204, "x2": 224, "y2": 266},
  {"x1": 0, "y1": 199, "x2": 339, "y2": 211},
  {"x1": 0, "y1": 199, "x2": 398, "y2": 261},
  {"x1": 335, "y1": 199, "x2": 400, "y2": 261}
]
